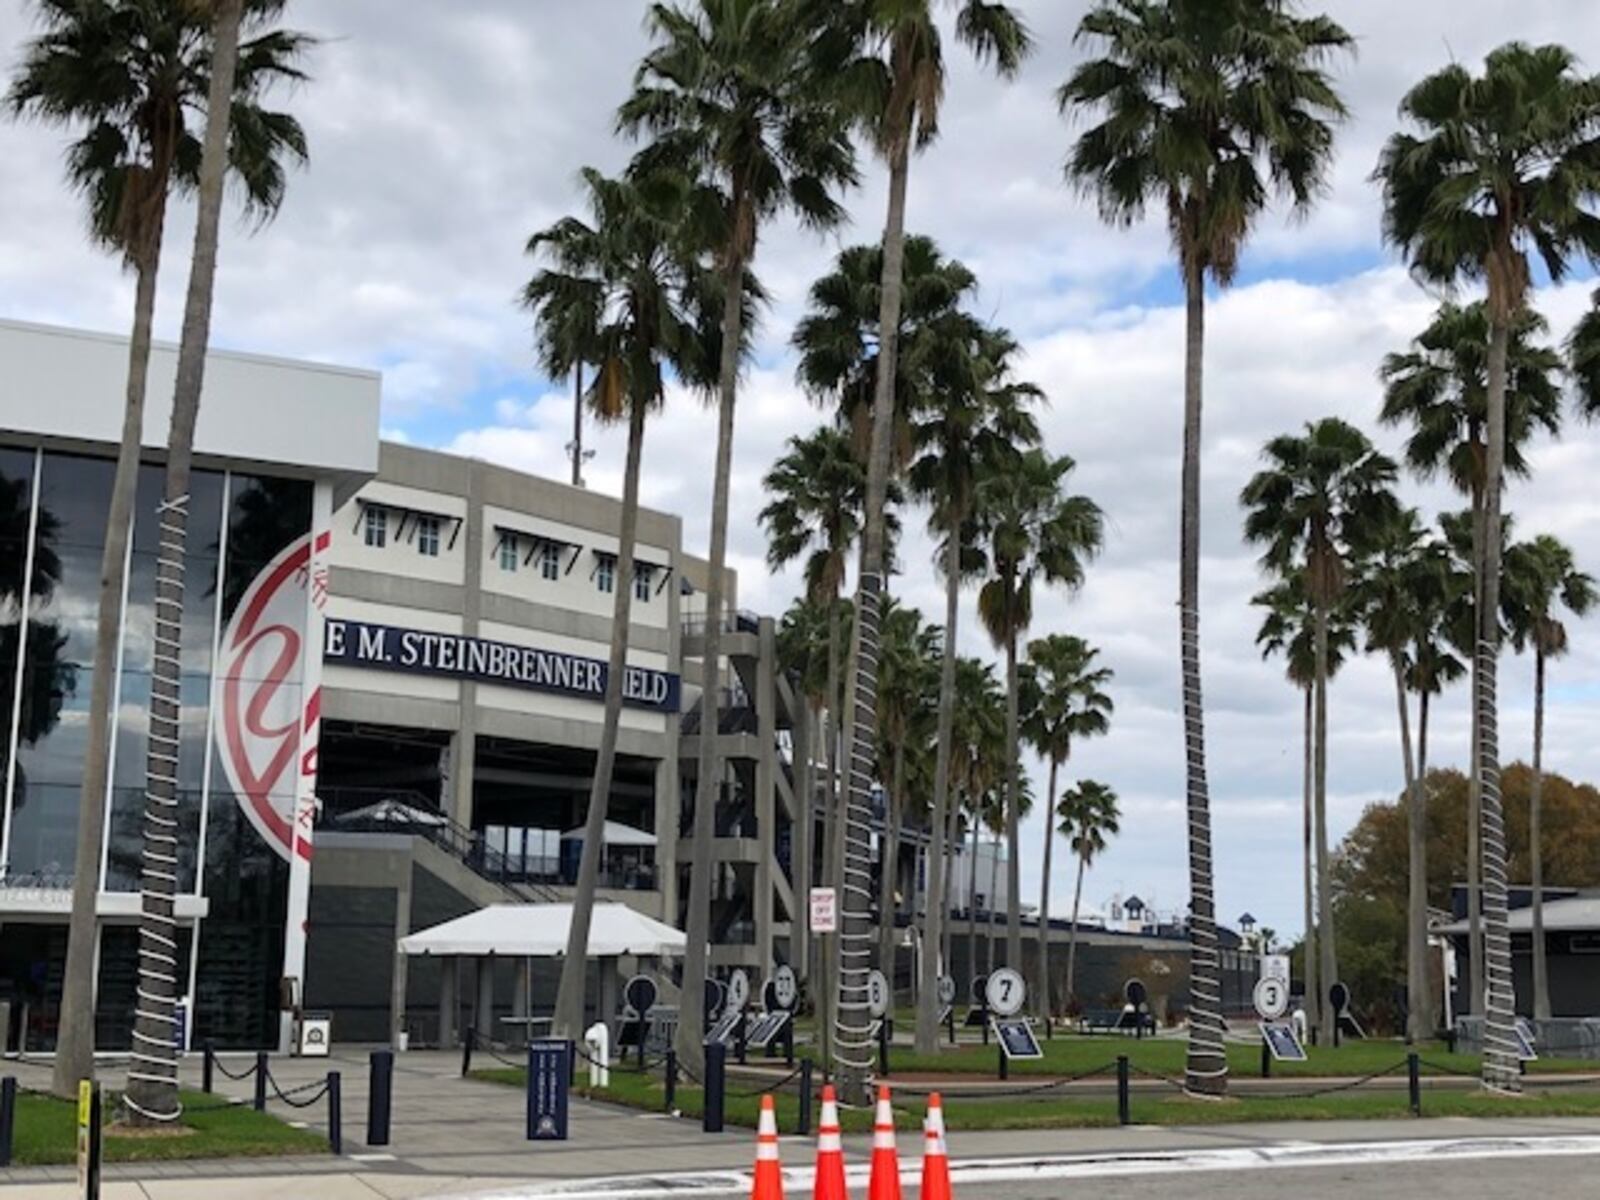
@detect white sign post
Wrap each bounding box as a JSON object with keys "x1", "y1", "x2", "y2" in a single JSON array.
[
  {"x1": 1253, "y1": 976, "x2": 1289, "y2": 1021},
  {"x1": 985, "y1": 967, "x2": 1026, "y2": 1017},
  {"x1": 809, "y1": 887, "x2": 837, "y2": 934}
]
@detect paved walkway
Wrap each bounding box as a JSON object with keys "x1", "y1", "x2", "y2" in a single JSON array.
[{"x1": 4, "y1": 1050, "x2": 1600, "y2": 1198}]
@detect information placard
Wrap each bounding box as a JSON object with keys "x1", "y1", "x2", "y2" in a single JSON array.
[
  {"x1": 527, "y1": 1039, "x2": 570, "y2": 1140},
  {"x1": 993, "y1": 1018, "x2": 1043, "y2": 1060}
]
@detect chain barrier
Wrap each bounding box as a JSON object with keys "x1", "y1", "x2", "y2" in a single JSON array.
[
  {"x1": 1418, "y1": 1058, "x2": 1480, "y2": 1078},
  {"x1": 263, "y1": 1067, "x2": 333, "y2": 1110},
  {"x1": 210, "y1": 1055, "x2": 260, "y2": 1083},
  {"x1": 729, "y1": 1065, "x2": 805, "y2": 1098},
  {"x1": 1129, "y1": 1063, "x2": 1189, "y2": 1092},
  {"x1": 1234, "y1": 1061, "x2": 1409, "y2": 1101},
  {"x1": 890, "y1": 1062, "x2": 1124, "y2": 1100}
]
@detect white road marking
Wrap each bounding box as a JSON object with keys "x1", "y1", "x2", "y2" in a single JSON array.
[
  {"x1": 351, "y1": 1152, "x2": 399, "y2": 1162},
  {"x1": 489, "y1": 1135, "x2": 1600, "y2": 1199}
]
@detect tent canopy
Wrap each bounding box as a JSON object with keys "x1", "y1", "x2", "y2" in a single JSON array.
[
  {"x1": 399, "y1": 901, "x2": 685, "y2": 959},
  {"x1": 559, "y1": 820, "x2": 656, "y2": 848}
]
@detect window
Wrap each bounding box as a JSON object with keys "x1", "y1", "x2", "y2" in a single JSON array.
[
  {"x1": 596, "y1": 556, "x2": 615, "y2": 594},
  {"x1": 539, "y1": 542, "x2": 560, "y2": 581},
  {"x1": 498, "y1": 535, "x2": 518, "y2": 572},
  {"x1": 363, "y1": 506, "x2": 387, "y2": 548},
  {"x1": 416, "y1": 514, "x2": 440, "y2": 557},
  {"x1": 633, "y1": 568, "x2": 651, "y2": 602}
]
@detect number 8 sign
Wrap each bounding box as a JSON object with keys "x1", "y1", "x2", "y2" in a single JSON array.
[{"x1": 985, "y1": 966, "x2": 1025, "y2": 1016}]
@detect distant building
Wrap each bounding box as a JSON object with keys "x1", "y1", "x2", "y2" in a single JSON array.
[{"x1": 1439, "y1": 886, "x2": 1600, "y2": 1019}]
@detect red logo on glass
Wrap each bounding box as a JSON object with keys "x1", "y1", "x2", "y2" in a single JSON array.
[{"x1": 215, "y1": 530, "x2": 330, "y2": 862}]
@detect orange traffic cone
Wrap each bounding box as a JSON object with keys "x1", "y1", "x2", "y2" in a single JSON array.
[
  {"x1": 920, "y1": 1093, "x2": 951, "y2": 1200},
  {"x1": 868, "y1": 1085, "x2": 901, "y2": 1200},
  {"x1": 753, "y1": 1094, "x2": 784, "y2": 1200},
  {"x1": 813, "y1": 1084, "x2": 847, "y2": 1200}
]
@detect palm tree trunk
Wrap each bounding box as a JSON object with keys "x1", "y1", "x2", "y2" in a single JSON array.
[
  {"x1": 571, "y1": 363, "x2": 585, "y2": 487},
  {"x1": 1394, "y1": 657, "x2": 1425, "y2": 1044},
  {"x1": 554, "y1": 396, "x2": 647, "y2": 1039},
  {"x1": 126, "y1": 0, "x2": 243, "y2": 1125},
  {"x1": 966, "y1": 812, "x2": 979, "y2": 987},
  {"x1": 1066, "y1": 850, "x2": 1086, "y2": 1011},
  {"x1": 941, "y1": 797, "x2": 957, "y2": 972},
  {"x1": 1301, "y1": 685, "x2": 1320, "y2": 1039},
  {"x1": 1467, "y1": 501, "x2": 1484, "y2": 1015},
  {"x1": 1178, "y1": 261, "x2": 1225, "y2": 1096},
  {"x1": 1313, "y1": 604, "x2": 1336, "y2": 1048},
  {"x1": 1531, "y1": 647, "x2": 1549, "y2": 1020},
  {"x1": 877, "y1": 740, "x2": 904, "y2": 997},
  {"x1": 835, "y1": 116, "x2": 912, "y2": 1103},
  {"x1": 53, "y1": 231, "x2": 168, "y2": 1100},
  {"x1": 795, "y1": 700, "x2": 815, "y2": 984},
  {"x1": 1002, "y1": 627, "x2": 1023, "y2": 985},
  {"x1": 1418, "y1": 687, "x2": 1434, "y2": 1033},
  {"x1": 677, "y1": 234, "x2": 749, "y2": 1078},
  {"x1": 917, "y1": 525, "x2": 962, "y2": 1053},
  {"x1": 1477, "y1": 310, "x2": 1518, "y2": 1092},
  {"x1": 1036, "y1": 756, "x2": 1058, "y2": 1019},
  {"x1": 817, "y1": 600, "x2": 842, "y2": 1065}
]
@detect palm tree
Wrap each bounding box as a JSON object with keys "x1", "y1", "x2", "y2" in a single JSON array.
[
  {"x1": 1057, "y1": 780, "x2": 1120, "y2": 1011},
  {"x1": 1252, "y1": 572, "x2": 1357, "y2": 1040},
  {"x1": 760, "y1": 426, "x2": 872, "y2": 1047},
  {"x1": 949, "y1": 656, "x2": 1004, "y2": 983},
  {"x1": 10, "y1": 0, "x2": 310, "y2": 1100},
  {"x1": 975, "y1": 449, "x2": 1103, "y2": 1003},
  {"x1": 1379, "y1": 301, "x2": 1564, "y2": 1010},
  {"x1": 619, "y1": 0, "x2": 858, "y2": 1076},
  {"x1": 821, "y1": 0, "x2": 1029, "y2": 1097},
  {"x1": 906, "y1": 312, "x2": 1041, "y2": 1052},
  {"x1": 1061, "y1": 0, "x2": 1352, "y2": 1097},
  {"x1": 1021, "y1": 635, "x2": 1112, "y2": 1019},
  {"x1": 1241, "y1": 418, "x2": 1399, "y2": 1047},
  {"x1": 124, "y1": 0, "x2": 249, "y2": 1125},
  {"x1": 873, "y1": 600, "x2": 939, "y2": 993},
  {"x1": 1504, "y1": 534, "x2": 1595, "y2": 1020},
  {"x1": 1376, "y1": 41, "x2": 1600, "y2": 1093},
  {"x1": 1353, "y1": 507, "x2": 1455, "y2": 1041},
  {"x1": 524, "y1": 166, "x2": 712, "y2": 1044}
]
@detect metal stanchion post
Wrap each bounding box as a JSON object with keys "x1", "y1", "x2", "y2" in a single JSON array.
[
  {"x1": 799, "y1": 1059, "x2": 814, "y2": 1137},
  {"x1": 1408, "y1": 1052, "x2": 1422, "y2": 1117},
  {"x1": 998, "y1": 1041, "x2": 1008, "y2": 1081},
  {"x1": 0, "y1": 1076, "x2": 14, "y2": 1168},
  {"x1": 367, "y1": 1049, "x2": 394, "y2": 1147},
  {"x1": 1261, "y1": 1039, "x2": 1271, "y2": 1079},
  {"x1": 202, "y1": 1042, "x2": 214, "y2": 1094},
  {"x1": 703, "y1": 1042, "x2": 726, "y2": 1134},
  {"x1": 461, "y1": 1027, "x2": 475, "y2": 1077},
  {"x1": 664, "y1": 1049, "x2": 677, "y2": 1110},
  {"x1": 879, "y1": 1021, "x2": 891, "y2": 1077},
  {"x1": 1117, "y1": 1055, "x2": 1131, "y2": 1126},
  {"x1": 327, "y1": 1071, "x2": 342, "y2": 1155},
  {"x1": 253, "y1": 1051, "x2": 268, "y2": 1112}
]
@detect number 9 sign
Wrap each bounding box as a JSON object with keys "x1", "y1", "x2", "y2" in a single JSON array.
[{"x1": 985, "y1": 966, "x2": 1025, "y2": 1017}]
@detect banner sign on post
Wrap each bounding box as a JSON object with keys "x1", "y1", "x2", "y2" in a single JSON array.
[
  {"x1": 527, "y1": 1039, "x2": 570, "y2": 1141},
  {"x1": 809, "y1": 887, "x2": 837, "y2": 934}
]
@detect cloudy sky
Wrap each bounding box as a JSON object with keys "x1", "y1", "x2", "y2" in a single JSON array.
[{"x1": 5, "y1": 1, "x2": 1600, "y2": 941}]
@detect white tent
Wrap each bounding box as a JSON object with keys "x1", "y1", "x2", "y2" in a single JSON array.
[
  {"x1": 399, "y1": 901, "x2": 685, "y2": 959},
  {"x1": 558, "y1": 820, "x2": 657, "y2": 848}
]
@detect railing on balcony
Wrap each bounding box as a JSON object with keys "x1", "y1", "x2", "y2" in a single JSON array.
[{"x1": 682, "y1": 609, "x2": 762, "y2": 639}]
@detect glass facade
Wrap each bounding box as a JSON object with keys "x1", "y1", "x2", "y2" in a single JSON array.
[{"x1": 0, "y1": 445, "x2": 311, "y2": 1049}]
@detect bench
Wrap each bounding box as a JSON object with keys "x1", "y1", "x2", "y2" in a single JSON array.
[{"x1": 1077, "y1": 1008, "x2": 1156, "y2": 1035}]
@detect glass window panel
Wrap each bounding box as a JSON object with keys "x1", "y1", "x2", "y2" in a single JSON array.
[
  {"x1": 131, "y1": 464, "x2": 224, "y2": 558},
  {"x1": 220, "y1": 475, "x2": 311, "y2": 623},
  {"x1": 596, "y1": 559, "x2": 614, "y2": 594},
  {"x1": 6, "y1": 781, "x2": 79, "y2": 881},
  {"x1": 363, "y1": 506, "x2": 386, "y2": 548},
  {"x1": 540, "y1": 543, "x2": 560, "y2": 581},
  {"x1": 1, "y1": 448, "x2": 39, "y2": 808}
]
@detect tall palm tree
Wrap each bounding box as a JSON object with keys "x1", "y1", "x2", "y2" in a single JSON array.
[
  {"x1": 1504, "y1": 534, "x2": 1595, "y2": 1020},
  {"x1": 1241, "y1": 418, "x2": 1399, "y2": 1046},
  {"x1": 619, "y1": 0, "x2": 858, "y2": 1076},
  {"x1": 1353, "y1": 507, "x2": 1455, "y2": 1041},
  {"x1": 525, "y1": 166, "x2": 713, "y2": 1043},
  {"x1": 1056, "y1": 779, "x2": 1120, "y2": 1011},
  {"x1": 1376, "y1": 41, "x2": 1600, "y2": 1093},
  {"x1": 1061, "y1": 0, "x2": 1352, "y2": 1097},
  {"x1": 125, "y1": 0, "x2": 248, "y2": 1125},
  {"x1": 1252, "y1": 572, "x2": 1358, "y2": 1039},
  {"x1": 1379, "y1": 301, "x2": 1564, "y2": 1009},
  {"x1": 906, "y1": 314, "x2": 1040, "y2": 1052},
  {"x1": 949, "y1": 656, "x2": 1004, "y2": 983},
  {"x1": 873, "y1": 600, "x2": 939, "y2": 991},
  {"x1": 10, "y1": 0, "x2": 310, "y2": 1100},
  {"x1": 760, "y1": 426, "x2": 873, "y2": 1046},
  {"x1": 823, "y1": 0, "x2": 1029, "y2": 1097},
  {"x1": 1020, "y1": 635, "x2": 1112, "y2": 1018},
  {"x1": 975, "y1": 449, "x2": 1103, "y2": 1002}
]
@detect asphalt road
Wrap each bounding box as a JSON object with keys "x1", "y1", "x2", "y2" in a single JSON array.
[{"x1": 988, "y1": 1153, "x2": 1600, "y2": 1199}]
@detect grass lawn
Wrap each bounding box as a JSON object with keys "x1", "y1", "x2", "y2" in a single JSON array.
[
  {"x1": 472, "y1": 1058, "x2": 1600, "y2": 1135},
  {"x1": 11, "y1": 1089, "x2": 330, "y2": 1167}
]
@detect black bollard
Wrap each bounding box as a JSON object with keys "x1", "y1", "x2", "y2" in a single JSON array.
[
  {"x1": 568, "y1": 1039, "x2": 577, "y2": 1087},
  {"x1": 367, "y1": 1049, "x2": 394, "y2": 1147},
  {"x1": 1261, "y1": 1038, "x2": 1272, "y2": 1079},
  {"x1": 327, "y1": 1071, "x2": 342, "y2": 1155},
  {"x1": 703, "y1": 1041, "x2": 727, "y2": 1133},
  {"x1": 798, "y1": 1059, "x2": 814, "y2": 1137},
  {"x1": 1407, "y1": 1052, "x2": 1422, "y2": 1117},
  {"x1": 82, "y1": 1083, "x2": 102, "y2": 1200},
  {"x1": 1445, "y1": 1026, "x2": 1457, "y2": 1054},
  {"x1": 202, "y1": 1041, "x2": 214, "y2": 1094},
  {"x1": 461, "y1": 1027, "x2": 475, "y2": 1078},
  {"x1": 0, "y1": 1076, "x2": 14, "y2": 1168},
  {"x1": 879, "y1": 1021, "x2": 891, "y2": 1078},
  {"x1": 1117, "y1": 1055, "x2": 1131, "y2": 1126},
  {"x1": 664, "y1": 1049, "x2": 678, "y2": 1111},
  {"x1": 253, "y1": 1051, "x2": 269, "y2": 1112}
]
